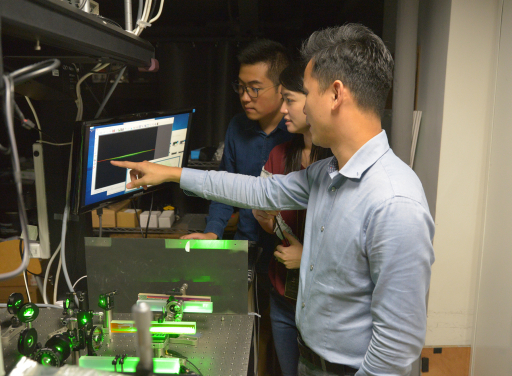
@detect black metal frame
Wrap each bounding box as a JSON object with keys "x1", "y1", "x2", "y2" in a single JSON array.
[{"x1": 0, "y1": 0, "x2": 155, "y2": 67}]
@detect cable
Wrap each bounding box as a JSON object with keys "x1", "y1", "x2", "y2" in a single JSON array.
[
  {"x1": 23, "y1": 271, "x2": 32, "y2": 303},
  {"x1": 186, "y1": 359, "x2": 203, "y2": 376},
  {"x1": 95, "y1": 15, "x2": 123, "y2": 29},
  {"x1": 0, "y1": 75, "x2": 31, "y2": 282},
  {"x1": 0, "y1": 59, "x2": 66, "y2": 297},
  {"x1": 149, "y1": 0, "x2": 164, "y2": 23},
  {"x1": 148, "y1": 0, "x2": 158, "y2": 20},
  {"x1": 43, "y1": 243, "x2": 61, "y2": 305},
  {"x1": 36, "y1": 141, "x2": 72, "y2": 146},
  {"x1": 165, "y1": 349, "x2": 203, "y2": 376},
  {"x1": 47, "y1": 118, "x2": 75, "y2": 305},
  {"x1": 60, "y1": 204, "x2": 79, "y2": 306},
  {"x1": 53, "y1": 257, "x2": 62, "y2": 305},
  {"x1": 132, "y1": 0, "x2": 152, "y2": 36},
  {"x1": 130, "y1": 0, "x2": 164, "y2": 36},
  {"x1": 94, "y1": 66, "x2": 126, "y2": 119},
  {"x1": 136, "y1": 0, "x2": 144, "y2": 27},
  {"x1": 0, "y1": 143, "x2": 10, "y2": 155},
  {"x1": 145, "y1": 193, "x2": 154, "y2": 238},
  {"x1": 23, "y1": 97, "x2": 64, "y2": 144},
  {"x1": 72, "y1": 275, "x2": 87, "y2": 289},
  {"x1": 83, "y1": 79, "x2": 104, "y2": 108},
  {"x1": 12, "y1": 103, "x2": 58, "y2": 142},
  {"x1": 25, "y1": 97, "x2": 41, "y2": 137},
  {"x1": 98, "y1": 211, "x2": 103, "y2": 237},
  {"x1": 75, "y1": 63, "x2": 109, "y2": 121},
  {"x1": 131, "y1": 199, "x2": 145, "y2": 238},
  {"x1": 54, "y1": 141, "x2": 78, "y2": 305},
  {"x1": 10, "y1": 59, "x2": 60, "y2": 86}
]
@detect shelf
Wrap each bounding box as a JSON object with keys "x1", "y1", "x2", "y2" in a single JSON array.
[
  {"x1": 187, "y1": 160, "x2": 221, "y2": 169},
  {"x1": 94, "y1": 213, "x2": 208, "y2": 235},
  {"x1": 1, "y1": 0, "x2": 155, "y2": 67},
  {"x1": 94, "y1": 227, "x2": 202, "y2": 235}
]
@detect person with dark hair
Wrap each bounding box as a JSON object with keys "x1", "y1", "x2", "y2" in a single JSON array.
[
  {"x1": 180, "y1": 38, "x2": 292, "y2": 374},
  {"x1": 112, "y1": 23, "x2": 435, "y2": 376},
  {"x1": 181, "y1": 38, "x2": 292, "y2": 253},
  {"x1": 252, "y1": 62, "x2": 332, "y2": 376}
]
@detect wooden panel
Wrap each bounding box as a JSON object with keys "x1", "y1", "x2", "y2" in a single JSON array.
[
  {"x1": 421, "y1": 347, "x2": 471, "y2": 376},
  {"x1": 0, "y1": 240, "x2": 44, "y2": 303}
]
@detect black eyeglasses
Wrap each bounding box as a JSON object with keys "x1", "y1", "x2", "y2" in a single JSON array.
[{"x1": 231, "y1": 82, "x2": 278, "y2": 98}]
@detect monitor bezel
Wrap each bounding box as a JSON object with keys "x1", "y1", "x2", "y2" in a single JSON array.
[{"x1": 70, "y1": 109, "x2": 194, "y2": 215}]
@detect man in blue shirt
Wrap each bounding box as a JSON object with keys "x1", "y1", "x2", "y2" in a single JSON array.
[
  {"x1": 113, "y1": 24, "x2": 435, "y2": 376},
  {"x1": 181, "y1": 39, "x2": 292, "y2": 249}
]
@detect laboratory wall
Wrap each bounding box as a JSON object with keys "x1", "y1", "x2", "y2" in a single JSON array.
[
  {"x1": 472, "y1": 0, "x2": 512, "y2": 373},
  {"x1": 414, "y1": 0, "x2": 501, "y2": 346}
]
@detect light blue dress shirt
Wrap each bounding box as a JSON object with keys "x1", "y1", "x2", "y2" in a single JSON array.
[{"x1": 180, "y1": 131, "x2": 435, "y2": 376}]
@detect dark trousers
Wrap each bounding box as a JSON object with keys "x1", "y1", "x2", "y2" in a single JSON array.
[{"x1": 269, "y1": 289, "x2": 299, "y2": 376}]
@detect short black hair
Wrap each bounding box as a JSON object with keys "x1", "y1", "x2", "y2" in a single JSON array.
[
  {"x1": 301, "y1": 24, "x2": 394, "y2": 117},
  {"x1": 279, "y1": 61, "x2": 307, "y2": 94},
  {"x1": 237, "y1": 39, "x2": 291, "y2": 85}
]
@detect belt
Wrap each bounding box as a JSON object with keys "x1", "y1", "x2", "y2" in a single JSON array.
[{"x1": 297, "y1": 334, "x2": 358, "y2": 375}]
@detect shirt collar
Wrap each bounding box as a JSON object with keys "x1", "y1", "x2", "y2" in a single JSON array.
[
  {"x1": 329, "y1": 130, "x2": 390, "y2": 179},
  {"x1": 245, "y1": 116, "x2": 286, "y2": 134}
]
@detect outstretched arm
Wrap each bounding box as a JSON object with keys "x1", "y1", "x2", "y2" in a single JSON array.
[
  {"x1": 110, "y1": 160, "x2": 182, "y2": 188},
  {"x1": 111, "y1": 161, "x2": 311, "y2": 213}
]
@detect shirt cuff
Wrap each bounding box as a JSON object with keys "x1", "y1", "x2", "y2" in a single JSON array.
[
  {"x1": 180, "y1": 168, "x2": 208, "y2": 197},
  {"x1": 203, "y1": 221, "x2": 225, "y2": 239}
]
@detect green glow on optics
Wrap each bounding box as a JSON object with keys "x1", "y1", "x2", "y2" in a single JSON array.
[
  {"x1": 79, "y1": 356, "x2": 180, "y2": 374},
  {"x1": 165, "y1": 239, "x2": 246, "y2": 251},
  {"x1": 15, "y1": 300, "x2": 22, "y2": 307},
  {"x1": 183, "y1": 301, "x2": 213, "y2": 313},
  {"x1": 55, "y1": 346, "x2": 62, "y2": 353},
  {"x1": 99, "y1": 299, "x2": 105, "y2": 306},
  {"x1": 110, "y1": 320, "x2": 196, "y2": 334},
  {"x1": 65, "y1": 299, "x2": 70, "y2": 309},
  {"x1": 81, "y1": 316, "x2": 88, "y2": 324},
  {"x1": 148, "y1": 325, "x2": 195, "y2": 335},
  {"x1": 42, "y1": 357, "x2": 52, "y2": 366},
  {"x1": 27, "y1": 338, "x2": 33, "y2": 345},
  {"x1": 23, "y1": 308, "x2": 34, "y2": 317}
]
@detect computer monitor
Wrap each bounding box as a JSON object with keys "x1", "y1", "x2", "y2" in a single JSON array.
[{"x1": 70, "y1": 109, "x2": 194, "y2": 215}]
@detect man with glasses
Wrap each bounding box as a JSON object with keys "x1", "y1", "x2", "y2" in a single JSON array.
[
  {"x1": 180, "y1": 40, "x2": 292, "y2": 374},
  {"x1": 181, "y1": 39, "x2": 292, "y2": 267}
]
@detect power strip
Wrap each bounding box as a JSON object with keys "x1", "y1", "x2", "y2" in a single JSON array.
[
  {"x1": 33, "y1": 143, "x2": 51, "y2": 259},
  {"x1": 21, "y1": 225, "x2": 42, "y2": 258}
]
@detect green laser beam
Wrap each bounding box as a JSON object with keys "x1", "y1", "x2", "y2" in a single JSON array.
[{"x1": 98, "y1": 149, "x2": 154, "y2": 162}]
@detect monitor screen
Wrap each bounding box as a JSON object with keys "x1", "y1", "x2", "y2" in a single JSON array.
[{"x1": 70, "y1": 109, "x2": 194, "y2": 214}]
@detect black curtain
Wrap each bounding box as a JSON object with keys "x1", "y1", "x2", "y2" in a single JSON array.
[{"x1": 156, "y1": 40, "x2": 242, "y2": 151}]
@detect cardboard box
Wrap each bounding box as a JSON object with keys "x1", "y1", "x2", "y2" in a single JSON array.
[
  {"x1": 92, "y1": 200, "x2": 130, "y2": 228},
  {"x1": 117, "y1": 209, "x2": 142, "y2": 228},
  {"x1": 0, "y1": 240, "x2": 43, "y2": 303},
  {"x1": 158, "y1": 210, "x2": 175, "y2": 228},
  {"x1": 140, "y1": 211, "x2": 161, "y2": 228}
]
